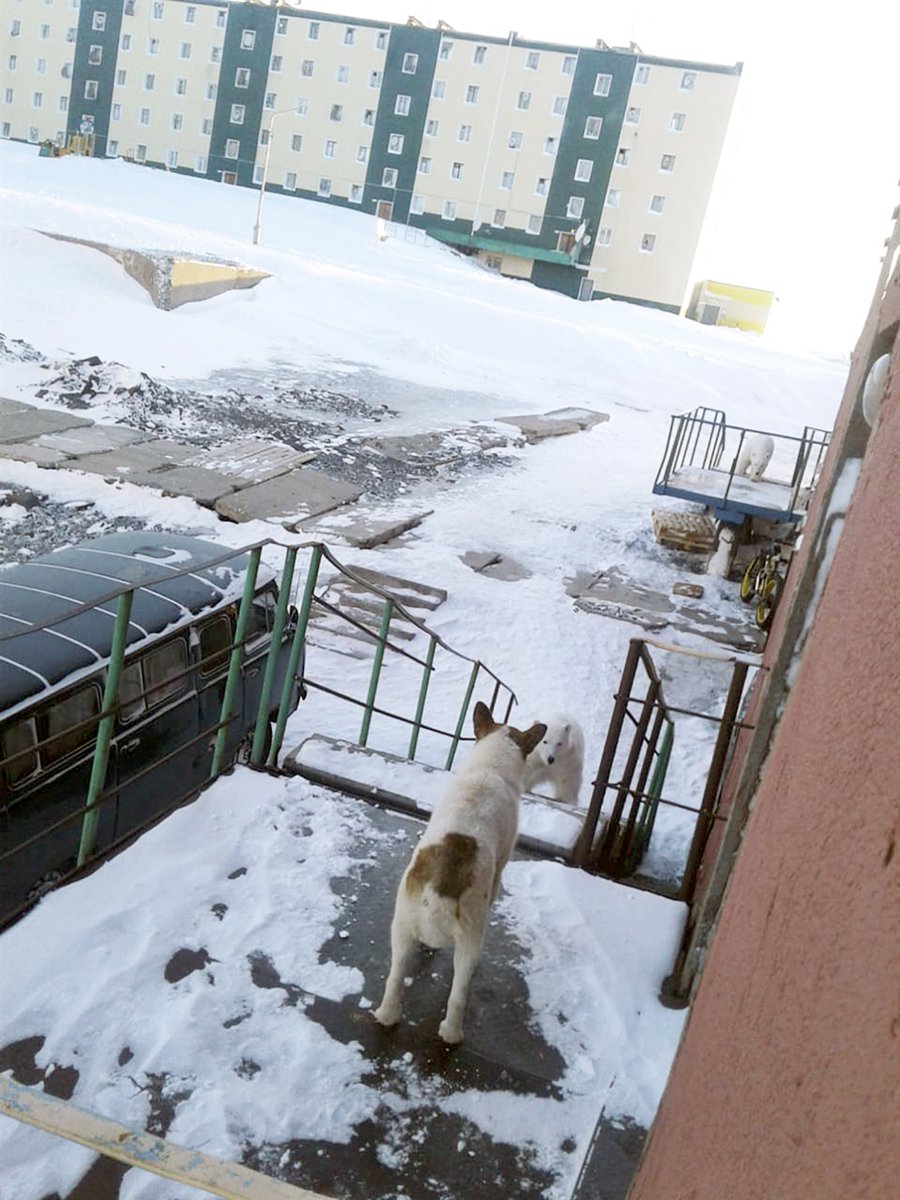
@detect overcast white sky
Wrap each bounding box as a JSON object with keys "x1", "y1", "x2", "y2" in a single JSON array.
[{"x1": 301, "y1": 0, "x2": 899, "y2": 353}]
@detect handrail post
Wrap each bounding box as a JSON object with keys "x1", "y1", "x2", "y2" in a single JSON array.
[
  {"x1": 445, "y1": 662, "x2": 480, "y2": 770},
  {"x1": 269, "y1": 543, "x2": 322, "y2": 767},
  {"x1": 210, "y1": 547, "x2": 261, "y2": 779},
  {"x1": 407, "y1": 635, "x2": 436, "y2": 760},
  {"x1": 359, "y1": 597, "x2": 394, "y2": 747},
  {"x1": 77, "y1": 589, "x2": 133, "y2": 867},
  {"x1": 250, "y1": 546, "x2": 297, "y2": 766}
]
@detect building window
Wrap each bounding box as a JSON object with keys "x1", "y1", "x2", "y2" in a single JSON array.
[
  {"x1": 241, "y1": 30, "x2": 256, "y2": 51},
  {"x1": 308, "y1": 21, "x2": 319, "y2": 40},
  {"x1": 148, "y1": 38, "x2": 159, "y2": 55},
  {"x1": 88, "y1": 46, "x2": 102, "y2": 65},
  {"x1": 355, "y1": 145, "x2": 367, "y2": 162},
  {"x1": 567, "y1": 196, "x2": 585, "y2": 219},
  {"x1": 425, "y1": 118, "x2": 439, "y2": 137},
  {"x1": 107, "y1": 139, "x2": 117, "y2": 155},
  {"x1": 318, "y1": 177, "x2": 332, "y2": 196},
  {"x1": 152, "y1": 1, "x2": 164, "y2": 17},
  {"x1": 526, "y1": 51, "x2": 540, "y2": 70},
  {"x1": 10, "y1": 19, "x2": 21, "y2": 35},
  {"x1": 597, "y1": 227, "x2": 612, "y2": 246},
  {"x1": 144, "y1": 73, "x2": 155, "y2": 91},
  {"x1": 527, "y1": 215, "x2": 542, "y2": 234},
  {"x1": 594, "y1": 73, "x2": 611, "y2": 97},
  {"x1": 195, "y1": 154, "x2": 206, "y2": 172},
  {"x1": 466, "y1": 85, "x2": 479, "y2": 104},
  {"x1": 135, "y1": 144, "x2": 147, "y2": 162},
  {"x1": 139, "y1": 107, "x2": 150, "y2": 125},
  {"x1": 111, "y1": 103, "x2": 121, "y2": 120},
  {"x1": 8, "y1": 55, "x2": 17, "y2": 71},
  {"x1": 33, "y1": 92, "x2": 43, "y2": 108},
  {"x1": 418, "y1": 155, "x2": 431, "y2": 174},
  {"x1": 517, "y1": 91, "x2": 531, "y2": 110},
  {"x1": 584, "y1": 116, "x2": 602, "y2": 138},
  {"x1": 625, "y1": 106, "x2": 640, "y2": 124},
  {"x1": 508, "y1": 131, "x2": 523, "y2": 149},
  {"x1": 440, "y1": 41, "x2": 453, "y2": 60},
  {"x1": 3, "y1": 88, "x2": 12, "y2": 103},
  {"x1": 231, "y1": 104, "x2": 245, "y2": 124},
  {"x1": 616, "y1": 147, "x2": 631, "y2": 166},
  {"x1": 388, "y1": 132, "x2": 404, "y2": 154},
  {"x1": 1, "y1": 124, "x2": 10, "y2": 138},
  {"x1": 210, "y1": 46, "x2": 220, "y2": 64},
  {"x1": 121, "y1": 33, "x2": 131, "y2": 51},
  {"x1": 225, "y1": 138, "x2": 239, "y2": 158},
  {"x1": 301, "y1": 60, "x2": 314, "y2": 77},
  {"x1": 84, "y1": 80, "x2": 98, "y2": 99},
  {"x1": 336, "y1": 65, "x2": 350, "y2": 84},
  {"x1": 330, "y1": 104, "x2": 343, "y2": 121},
  {"x1": 670, "y1": 112, "x2": 686, "y2": 132},
  {"x1": 402, "y1": 52, "x2": 418, "y2": 74},
  {"x1": 640, "y1": 233, "x2": 656, "y2": 253},
  {"x1": 552, "y1": 96, "x2": 568, "y2": 116},
  {"x1": 492, "y1": 208, "x2": 506, "y2": 227},
  {"x1": 680, "y1": 71, "x2": 697, "y2": 90},
  {"x1": 235, "y1": 68, "x2": 250, "y2": 88},
  {"x1": 562, "y1": 55, "x2": 576, "y2": 75},
  {"x1": 410, "y1": 193, "x2": 425, "y2": 214},
  {"x1": 660, "y1": 153, "x2": 676, "y2": 172},
  {"x1": 296, "y1": 98, "x2": 308, "y2": 116},
  {"x1": 395, "y1": 94, "x2": 410, "y2": 116},
  {"x1": 370, "y1": 70, "x2": 383, "y2": 88},
  {"x1": 363, "y1": 109, "x2": 374, "y2": 126},
  {"x1": 473, "y1": 45, "x2": 487, "y2": 64},
  {"x1": 324, "y1": 140, "x2": 336, "y2": 158},
  {"x1": 180, "y1": 42, "x2": 191, "y2": 60},
  {"x1": 375, "y1": 30, "x2": 387, "y2": 50},
  {"x1": 265, "y1": 93, "x2": 276, "y2": 110},
  {"x1": 344, "y1": 26, "x2": 356, "y2": 45},
  {"x1": 276, "y1": 17, "x2": 288, "y2": 36},
  {"x1": 457, "y1": 124, "x2": 471, "y2": 142},
  {"x1": 500, "y1": 170, "x2": 514, "y2": 189},
  {"x1": 259, "y1": 129, "x2": 269, "y2": 146},
  {"x1": 574, "y1": 158, "x2": 593, "y2": 182},
  {"x1": 271, "y1": 56, "x2": 283, "y2": 73},
  {"x1": 432, "y1": 79, "x2": 446, "y2": 99},
  {"x1": 450, "y1": 161, "x2": 463, "y2": 179},
  {"x1": 284, "y1": 172, "x2": 297, "y2": 191},
  {"x1": 175, "y1": 78, "x2": 187, "y2": 96},
  {"x1": 442, "y1": 199, "x2": 457, "y2": 219},
  {"x1": 205, "y1": 83, "x2": 216, "y2": 101},
  {"x1": 349, "y1": 184, "x2": 363, "y2": 203},
  {"x1": 649, "y1": 194, "x2": 666, "y2": 214},
  {"x1": 92, "y1": 12, "x2": 106, "y2": 31},
  {"x1": 172, "y1": 113, "x2": 183, "y2": 130},
  {"x1": 636, "y1": 64, "x2": 651, "y2": 84},
  {"x1": 382, "y1": 167, "x2": 397, "y2": 187},
  {"x1": 606, "y1": 188, "x2": 621, "y2": 208},
  {"x1": 59, "y1": 96, "x2": 68, "y2": 112},
  {"x1": 544, "y1": 136, "x2": 557, "y2": 156},
  {"x1": 534, "y1": 177, "x2": 548, "y2": 196},
  {"x1": 201, "y1": 117, "x2": 212, "y2": 134},
  {"x1": 216, "y1": 11, "x2": 226, "y2": 28},
  {"x1": 167, "y1": 149, "x2": 178, "y2": 168},
  {"x1": 291, "y1": 134, "x2": 303, "y2": 151}
]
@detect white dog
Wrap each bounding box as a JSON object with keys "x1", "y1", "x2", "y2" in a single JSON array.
[
  {"x1": 374, "y1": 701, "x2": 545, "y2": 1044},
  {"x1": 735, "y1": 433, "x2": 774, "y2": 481},
  {"x1": 524, "y1": 715, "x2": 585, "y2": 806}
]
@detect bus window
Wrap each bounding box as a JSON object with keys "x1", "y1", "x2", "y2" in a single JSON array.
[
  {"x1": 198, "y1": 613, "x2": 232, "y2": 676},
  {"x1": 143, "y1": 638, "x2": 189, "y2": 708},
  {"x1": 2, "y1": 717, "x2": 39, "y2": 787},
  {"x1": 43, "y1": 685, "x2": 101, "y2": 767}
]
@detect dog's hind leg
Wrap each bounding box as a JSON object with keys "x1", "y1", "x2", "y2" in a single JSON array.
[{"x1": 374, "y1": 914, "x2": 415, "y2": 1028}]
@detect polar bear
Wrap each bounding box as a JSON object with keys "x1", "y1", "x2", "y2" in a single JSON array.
[
  {"x1": 735, "y1": 433, "x2": 774, "y2": 482},
  {"x1": 524, "y1": 715, "x2": 585, "y2": 806}
]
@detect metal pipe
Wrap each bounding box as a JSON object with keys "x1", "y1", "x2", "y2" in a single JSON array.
[
  {"x1": 210, "y1": 548, "x2": 261, "y2": 778},
  {"x1": 593, "y1": 677, "x2": 660, "y2": 873},
  {"x1": 250, "y1": 547, "x2": 297, "y2": 766},
  {"x1": 359, "y1": 598, "x2": 394, "y2": 747},
  {"x1": 445, "y1": 662, "x2": 480, "y2": 770},
  {"x1": 77, "y1": 589, "x2": 133, "y2": 867},
  {"x1": 407, "y1": 636, "x2": 437, "y2": 761},
  {"x1": 269, "y1": 543, "x2": 322, "y2": 767}
]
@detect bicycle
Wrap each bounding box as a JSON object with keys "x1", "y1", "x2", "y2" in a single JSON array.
[{"x1": 740, "y1": 544, "x2": 784, "y2": 630}]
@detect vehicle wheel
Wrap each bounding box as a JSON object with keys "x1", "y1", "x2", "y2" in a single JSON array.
[
  {"x1": 740, "y1": 555, "x2": 762, "y2": 603},
  {"x1": 756, "y1": 573, "x2": 783, "y2": 630}
]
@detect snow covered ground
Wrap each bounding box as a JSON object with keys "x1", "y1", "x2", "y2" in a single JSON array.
[{"x1": 0, "y1": 141, "x2": 847, "y2": 1198}]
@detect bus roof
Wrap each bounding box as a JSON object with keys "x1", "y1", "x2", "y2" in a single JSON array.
[{"x1": 0, "y1": 532, "x2": 259, "y2": 712}]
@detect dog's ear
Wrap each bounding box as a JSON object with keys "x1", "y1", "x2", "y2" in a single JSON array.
[
  {"x1": 512, "y1": 722, "x2": 547, "y2": 759},
  {"x1": 473, "y1": 701, "x2": 498, "y2": 740}
]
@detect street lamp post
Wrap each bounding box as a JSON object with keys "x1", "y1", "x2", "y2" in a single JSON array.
[{"x1": 252, "y1": 107, "x2": 296, "y2": 246}]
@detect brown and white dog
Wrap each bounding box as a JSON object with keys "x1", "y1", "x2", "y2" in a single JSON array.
[{"x1": 373, "y1": 701, "x2": 546, "y2": 1044}]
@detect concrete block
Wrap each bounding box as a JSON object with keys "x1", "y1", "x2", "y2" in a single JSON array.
[
  {"x1": 0, "y1": 398, "x2": 33, "y2": 415},
  {"x1": 38, "y1": 424, "x2": 147, "y2": 455},
  {"x1": 187, "y1": 438, "x2": 315, "y2": 485},
  {"x1": 673, "y1": 582, "x2": 705, "y2": 600},
  {"x1": 126, "y1": 466, "x2": 237, "y2": 507},
  {"x1": 0, "y1": 442, "x2": 69, "y2": 466},
  {"x1": 300, "y1": 507, "x2": 433, "y2": 549},
  {"x1": 60, "y1": 439, "x2": 195, "y2": 479},
  {"x1": 214, "y1": 468, "x2": 361, "y2": 525},
  {"x1": 460, "y1": 550, "x2": 531, "y2": 581},
  {"x1": 0, "y1": 408, "x2": 92, "y2": 445}
]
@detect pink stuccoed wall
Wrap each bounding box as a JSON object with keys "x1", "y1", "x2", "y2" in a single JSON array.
[{"x1": 628, "y1": 269, "x2": 900, "y2": 1196}]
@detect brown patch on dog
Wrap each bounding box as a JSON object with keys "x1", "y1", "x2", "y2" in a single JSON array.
[
  {"x1": 405, "y1": 832, "x2": 479, "y2": 901},
  {"x1": 473, "y1": 701, "x2": 499, "y2": 740},
  {"x1": 509, "y1": 722, "x2": 547, "y2": 759}
]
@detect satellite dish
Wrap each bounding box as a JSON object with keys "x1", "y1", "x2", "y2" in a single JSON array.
[
  {"x1": 575, "y1": 221, "x2": 587, "y2": 242},
  {"x1": 862, "y1": 353, "x2": 890, "y2": 427}
]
